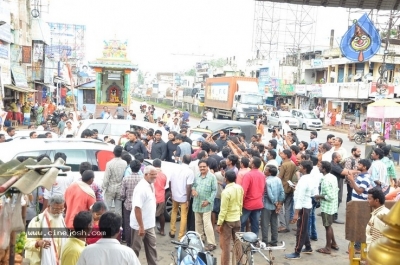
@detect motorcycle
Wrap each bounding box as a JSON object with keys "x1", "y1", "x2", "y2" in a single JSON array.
[
  {"x1": 46, "y1": 110, "x2": 64, "y2": 126},
  {"x1": 170, "y1": 231, "x2": 216, "y2": 265},
  {"x1": 353, "y1": 130, "x2": 380, "y2": 145},
  {"x1": 261, "y1": 111, "x2": 268, "y2": 125},
  {"x1": 181, "y1": 119, "x2": 190, "y2": 129}
]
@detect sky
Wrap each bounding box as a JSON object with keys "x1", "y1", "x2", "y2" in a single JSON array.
[{"x1": 43, "y1": 0, "x2": 388, "y2": 73}]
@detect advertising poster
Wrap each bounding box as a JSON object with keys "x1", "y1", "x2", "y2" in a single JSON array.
[{"x1": 258, "y1": 67, "x2": 271, "y2": 97}]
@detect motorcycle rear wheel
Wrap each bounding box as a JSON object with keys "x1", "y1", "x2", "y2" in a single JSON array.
[{"x1": 354, "y1": 135, "x2": 364, "y2": 145}]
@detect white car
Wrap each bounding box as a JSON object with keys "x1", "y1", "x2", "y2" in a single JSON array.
[
  {"x1": 9, "y1": 130, "x2": 59, "y2": 140},
  {"x1": 76, "y1": 119, "x2": 169, "y2": 142},
  {"x1": 0, "y1": 138, "x2": 181, "y2": 221},
  {"x1": 291, "y1": 109, "x2": 322, "y2": 130},
  {"x1": 267, "y1": 111, "x2": 299, "y2": 129}
]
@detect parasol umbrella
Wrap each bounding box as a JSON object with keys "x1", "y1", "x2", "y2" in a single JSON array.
[{"x1": 366, "y1": 99, "x2": 400, "y2": 119}]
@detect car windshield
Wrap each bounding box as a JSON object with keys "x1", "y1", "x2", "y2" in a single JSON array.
[
  {"x1": 189, "y1": 131, "x2": 205, "y2": 146},
  {"x1": 240, "y1": 94, "x2": 263, "y2": 105},
  {"x1": 278, "y1": 112, "x2": 292, "y2": 117},
  {"x1": 304, "y1": 112, "x2": 317, "y2": 119}
]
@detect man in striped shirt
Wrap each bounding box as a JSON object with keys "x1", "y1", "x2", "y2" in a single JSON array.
[{"x1": 347, "y1": 159, "x2": 372, "y2": 201}]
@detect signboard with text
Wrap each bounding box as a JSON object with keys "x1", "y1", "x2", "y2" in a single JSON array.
[{"x1": 22, "y1": 46, "x2": 32, "y2": 63}]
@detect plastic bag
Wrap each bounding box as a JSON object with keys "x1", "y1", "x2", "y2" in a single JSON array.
[
  {"x1": 0, "y1": 197, "x2": 12, "y2": 249},
  {"x1": 11, "y1": 194, "x2": 25, "y2": 233}
]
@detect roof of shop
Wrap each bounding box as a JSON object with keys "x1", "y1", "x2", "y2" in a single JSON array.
[
  {"x1": 0, "y1": 158, "x2": 66, "y2": 196},
  {"x1": 255, "y1": 0, "x2": 400, "y2": 10}
]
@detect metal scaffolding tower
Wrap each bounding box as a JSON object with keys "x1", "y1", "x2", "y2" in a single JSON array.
[{"x1": 252, "y1": 1, "x2": 317, "y2": 65}]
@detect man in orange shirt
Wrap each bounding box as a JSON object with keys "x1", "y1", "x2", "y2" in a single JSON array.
[
  {"x1": 153, "y1": 159, "x2": 167, "y2": 236},
  {"x1": 64, "y1": 170, "x2": 96, "y2": 229}
]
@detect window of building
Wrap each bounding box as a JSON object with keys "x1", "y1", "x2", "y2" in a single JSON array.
[{"x1": 83, "y1": 89, "x2": 95, "y2": 104}]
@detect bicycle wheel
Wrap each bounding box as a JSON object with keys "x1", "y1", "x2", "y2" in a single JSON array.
[{"x1": 232, "y1": 239, "x2": 247, "y2": 265}]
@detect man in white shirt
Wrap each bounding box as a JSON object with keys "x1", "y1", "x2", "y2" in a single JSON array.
[
  {"x1": 130, "y1": 165, "x2": 158, "y2": 265},
  {"x1": 77, "y1": 212, "x2": 140, "y2": 265},
  {"x1": 282, "y1": 120, "x2": 291, "y2": 136},
  {"x1": 285, "y1": 160, "x2": 314, "y2": 260},
  {"x1": 62, "y1": 120, "x2": 77, "y2": 138},
  {"x1": 206, "y1": 109, "x2": 213, "y2": 121},
  {"x1": 321, "y1": 143, "x2": 333, "y2": 163},
  {"x1": 42, "y1": 152, "x2": 75, "y2": 210},
  {"x1": 169, "y1": 118, "x2": 181, "y2": 133},
  {"x1": 169, "y1": 155, "x2": 194, "y2": 240},
  {"x1": 331, "y1": 137, "x2": 347, "y2": 163}
]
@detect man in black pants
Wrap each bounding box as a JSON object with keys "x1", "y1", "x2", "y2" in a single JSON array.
[{"x1": 285, "y1": 161, "x2": 314, "y2": 260}]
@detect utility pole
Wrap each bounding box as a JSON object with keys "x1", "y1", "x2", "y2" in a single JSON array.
[{"x1": 377, "y1": 11, "x2": 397, "y2": 96}]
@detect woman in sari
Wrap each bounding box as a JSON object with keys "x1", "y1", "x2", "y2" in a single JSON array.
[
  {"x1": 36, "y1": 104, "x2": 44, "y2": 125},
  {"x1": 256, "y1": 114, "x2": 264, "y2": 135},
  {"x1": 330, "y1": 109, "x2": 337, "y2": 126}
]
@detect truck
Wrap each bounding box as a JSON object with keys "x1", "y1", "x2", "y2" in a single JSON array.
[{"x1": 204, "y1": 77, "x2": 264, "y2": 121}]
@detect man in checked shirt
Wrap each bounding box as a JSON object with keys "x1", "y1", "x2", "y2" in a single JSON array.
[
  {"x1": 120, "y1": 160, "x2": 142, "y2": 247},
  {"x1": 192, "y1": 159, "x2": 217, "y2": 252}
]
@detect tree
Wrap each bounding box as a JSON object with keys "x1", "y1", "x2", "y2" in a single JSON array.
[
  {"x1": 207, "y1": 58, "x2": 227, "y2": 68},
  {"x1": 185, "y1": 68, "x2": 196, "y2": 76},
  {"x1": 137, "y1": 70, "x2": 144, "y2": 85}
]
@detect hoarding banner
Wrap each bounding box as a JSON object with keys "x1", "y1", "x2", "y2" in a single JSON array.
[
  {"x1": 258, "y1": 67, "x2": 270, "y2": 96},
  {"x1": 0, "y1": 41, "x2": 9, "y2": 59}
]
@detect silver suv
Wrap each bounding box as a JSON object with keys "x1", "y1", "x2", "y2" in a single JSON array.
[{"x1": 291, "y1": 109, "x2": 322, "y2": 130}]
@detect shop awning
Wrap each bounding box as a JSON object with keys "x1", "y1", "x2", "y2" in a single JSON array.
[
  {"x1": 33, "y1": 81, "x2": 57, "y2": 90},
  {"x1": 330, "y1": 100, "x2": 373, "y2": 104},
  {"x1": 4, "y1": 84, "x2": 37, "y2": 93}
]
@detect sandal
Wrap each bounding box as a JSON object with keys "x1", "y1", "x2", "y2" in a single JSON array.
[
  {"x1": 316, "y1": 248, "x2": 331, "y2": 254},
  {"x1": 331, "y1": 245, "x2": 339, "y2": 251},
  {"x1": 159, "y1": 231, "x2": 165, "y2": 236}
]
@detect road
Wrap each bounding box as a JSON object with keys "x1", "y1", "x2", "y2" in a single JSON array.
[{"x1": 130, "y1": 98, "x2": 384, "y2": 265}]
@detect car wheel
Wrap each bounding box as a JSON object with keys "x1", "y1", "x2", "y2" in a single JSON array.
[
  {"x1": 302, "y1": 123, "x2": 307, "y2": 130},
  {"x1": 164, "y1": 189, "x2": 180, "y2": 222}
]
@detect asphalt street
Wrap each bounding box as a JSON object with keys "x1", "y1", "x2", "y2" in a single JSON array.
[{"x1": 130, "y1": 98, "x2": 390, "y2": 265}]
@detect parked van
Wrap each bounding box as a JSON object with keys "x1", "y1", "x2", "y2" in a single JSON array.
[
  {"x1": 291, "y1": 109, "x2": 322, "y2": 130},
  {"x1": 77, "y1": 119, "x2": 169, "y2": 143}
]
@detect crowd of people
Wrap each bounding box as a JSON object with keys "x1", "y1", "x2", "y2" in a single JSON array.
[
  {"x1": 18, "y1": 128, "x2": 398, "y2": 264},
  {"x1": 3, "y1": 104, "x2": 397, "y2": 265}
]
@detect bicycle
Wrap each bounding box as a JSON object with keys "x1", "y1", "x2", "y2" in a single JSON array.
[{"x1": 232, "y1": 232, "x2": 285, "y2": 265}]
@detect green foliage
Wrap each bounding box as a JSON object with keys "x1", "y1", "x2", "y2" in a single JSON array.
[
  {"x1": 185, "y1": 68, "x2": 196, "y2": 76},
  {"x1": 207, "y1": 58, "x2": 227, "y2": 68},
  {"x1": 137, "y1": 70, "x2": 144, "y2": 85}
]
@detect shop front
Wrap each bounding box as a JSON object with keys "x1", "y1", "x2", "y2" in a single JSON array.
[{"x1": 3, "y1": 84, "x2": 37, "y2": 125}]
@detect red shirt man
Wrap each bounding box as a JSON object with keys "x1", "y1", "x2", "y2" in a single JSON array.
[
  {"x1": 64, "y1": 170, "x2": 96, "y2": 229},
  {"x1": 241, "y1": 157, "x2": 266, "y2": 234},
  {"x1": 153, "y1": 159, "x2": 167, "y2": 235}
]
